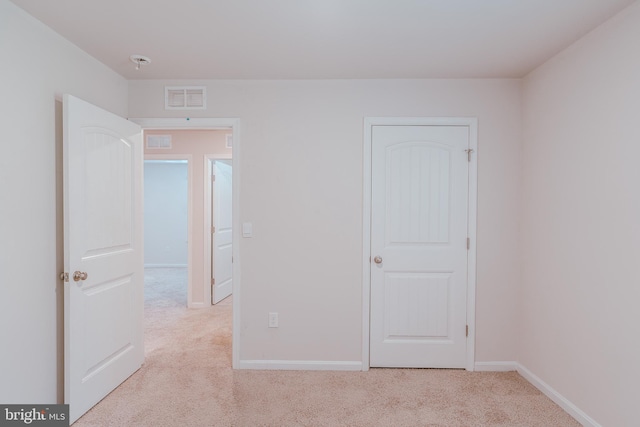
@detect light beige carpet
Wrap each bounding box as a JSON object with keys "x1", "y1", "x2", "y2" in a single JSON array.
[{"x1": 73, "y1": 268, "x2": 580, "y2": 426}]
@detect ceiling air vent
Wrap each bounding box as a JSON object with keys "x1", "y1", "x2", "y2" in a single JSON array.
[
  {"x1": 146, "y1": 134, "x2": 172, "y2": 149},
  {"x1": 165, "y1": 86, "x2": 206, "y2": 110}
]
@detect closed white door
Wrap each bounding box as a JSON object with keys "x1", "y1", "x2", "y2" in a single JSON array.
[
  {"x1": 212, "y1": 160, "x2": 232, "y2": 303},
  {"x1": 64, "y1": 95, "x2": 144, "y2": 423},
  {"x1": 370, "y1": 125, "x2": 469, "y2": 368}
]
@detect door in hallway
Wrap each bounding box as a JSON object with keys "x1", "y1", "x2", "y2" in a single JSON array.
[{"x1": 212, "y1": 160, "x2": 232, "y2": 303}]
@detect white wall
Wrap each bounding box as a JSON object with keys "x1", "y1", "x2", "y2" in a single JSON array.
[
  {"x1": 521, "y1": 2, "x2": 640, "y2": 426},
  {"x1": 129, "y1": 79, "x2": 522, "y2": 364},
  {"x1": 0, "y1": 0, "x2": 128, "y2": 403},
  {"x1": 144, "y1": 161, "x2": 189, "y2": 267}
]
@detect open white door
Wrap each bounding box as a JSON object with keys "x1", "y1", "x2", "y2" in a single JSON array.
[
  {"x1": 212, "y1": 160, "x2": 232, "y2": 303},
  {"x1": 63, "y1": 95, "x2": 144, "y2": 423}
]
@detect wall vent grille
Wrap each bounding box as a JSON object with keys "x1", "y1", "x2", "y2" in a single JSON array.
[
  {"x1": 146, "y1": 134, "x2": 172, "y2": 149},
  {"x1": 165, "y1": 86, "x2": 206, "y2": 110}
]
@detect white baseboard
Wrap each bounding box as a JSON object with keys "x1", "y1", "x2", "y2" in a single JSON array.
[
  {"x1": 474, "y1": 361, "x2": 518, "y2": 372},
  {"x1": 144, "y1": 264, "x2": 188, "y2": 268},
  {"x1": 238, "y1": 360, "x2": 363, "y2": 371},
  {"x1": 188, "y1": 302, "x2": 207, "y2": 309},
  {"x1": 516, "y1": 363, "x2": 601, "y2": 427}
]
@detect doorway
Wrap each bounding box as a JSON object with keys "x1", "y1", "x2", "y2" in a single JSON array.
[
  {"x1": 132, "y1": 118, "x2": 241, "y2": 369},
  {"x1": 362, "y1": 117, "x2": 478, "y2": 371},
  {"x1": 142, "y1": 129, "x2": 232, "y2": 308}
]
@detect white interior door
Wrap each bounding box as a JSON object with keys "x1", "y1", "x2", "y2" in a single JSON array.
[
  {"x1": 369, "y1": 125, "x2": 469, "y2": 368},
  {"x1": 212, "y1": 160, "x2": 232, "y2": 303},
  {"x1": 64, "y1": 95, "x2": 144, "y2": 423}
]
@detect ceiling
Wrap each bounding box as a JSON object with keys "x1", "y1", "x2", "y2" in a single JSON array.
[{"x1": 9, "y1": 0, "x2": 636, "y2": 80}]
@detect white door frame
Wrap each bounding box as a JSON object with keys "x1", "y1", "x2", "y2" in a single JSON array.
[
  {"x1": 204, "y1": 154, "x2": 232, "y2": 305},
  {"x1": 131, "y1": 117, "x2": 241, "y2": 369},
  {"x1": 362, "y1": 117, "x2": 478, "y2": 371},
  {"x1": 144, "y1": 155, "x2": 193, "y2": 305}
]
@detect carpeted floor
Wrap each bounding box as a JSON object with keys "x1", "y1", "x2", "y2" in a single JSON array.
[{"x1": 73, "y1": 268, "x2": 580, "y2": 426}]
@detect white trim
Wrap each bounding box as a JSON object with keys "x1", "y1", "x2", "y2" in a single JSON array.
[
  {"x1": 362, "y1": 120, "x2": 372, "y2": 371},
  {"x1": 204, "y1": 158, "x2": 212, "y2": 306},
  {"x1": 362, "y1": 117, "x2": 478, "y2": 371},
  {"x1": 517, "y1": 364, "x2": 602, "y2": 427},
  {"x1": 466, "y1": 118, "x2": 478, "y2": 371},
  {"x1": 130, "y1": 117, "x2": 232, "y2": 129},
  {"x1": 144, "y1": 154, "x2": 193, "y2": 307},
  {"x1": 144, "y1": 264, "x2": 188, "y2": 268},
  {"x1": 203, "y1": 154, "x2": 233, "y2": 306},
  {"x1": 133, "y1": 117, "x2": 241, "y2": 370},
  {"x1": 474, "y1": 361, "x2": 518, "y2": 372},
  {"x1": 238, "y1": 360, "x2": 363, "y2": 371}
]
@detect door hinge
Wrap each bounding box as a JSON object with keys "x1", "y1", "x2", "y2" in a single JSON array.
[
  {"x1": 467, "y1": 237, "x2": 470, "y2": 250},
  {"x1": 212, "y1": 226, "x2": 215, "y2": 234},
  {"x1": 211, "y1": 278, "x2": 215, "y2": 285},
  {"x1": 59, "y1": 272, "x2": 69, "y2": 282},
  {"x1": 466, "y1": 325, "x2": 469, "y2": 337},
  {"x1": 212, "y1": 174, "x2": 216, "y2": 182},
  {"x1": 465, "y1": 148, "x2": 474, "y2": 162}
]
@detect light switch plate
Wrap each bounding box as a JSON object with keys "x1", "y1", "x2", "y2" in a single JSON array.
[
  {"x1": 242, "y1": 222, "x2": 253, "y2": 237},
  {"x1": 268, "y1": 312, "x2": 278, "y2": 328}
]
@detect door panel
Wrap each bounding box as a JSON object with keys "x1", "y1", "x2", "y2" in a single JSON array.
[
  {"x1": 370, "y1": 125, "x2": 469, "y2": 368},
  {"x1": 387, "y1": 143, "x2": 451, "y2": 244},
  {"x1": 212, "y1": 160, "x2": 232, "y2": 303},
  {"x1": 385, "y1": 272, "x2": 451, "y2": 339},
  {"x1": 64, "y1": 95, "x2": 143, "y2": 423}
]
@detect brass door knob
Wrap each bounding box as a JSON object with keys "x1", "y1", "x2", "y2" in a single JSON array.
[
  {"x1": 373, "y1": 256, "x2": 383, "y2": 264},
  {"x1": 73, "y1": 271, "x2": 88, "y2": 282}
]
